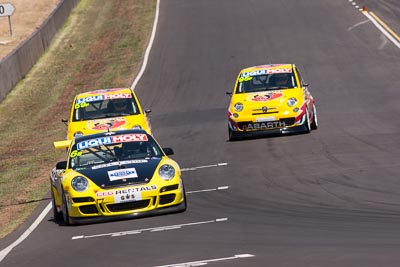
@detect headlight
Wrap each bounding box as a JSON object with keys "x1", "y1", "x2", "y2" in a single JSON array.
[
  {"x1": 132, "y1": 125, "x2": 142, "y2": 129},
  {"x1": 158, "y1": 164, "x2": 175, "y2": 180},
  {"x1": 71, "y1": 176, "x2": 88, "y2": 192},
  {"x1": 287, "y1": 97, "x2": 297, "y2": 107},
  {"x1": 233, "y1": 102, "x2": 243, "y2": 112},
  {"x1": 74, "y1": 131, "x2": 84, "y2": 138}
]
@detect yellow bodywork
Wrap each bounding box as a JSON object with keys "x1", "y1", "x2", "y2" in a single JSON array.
[
  {"x1": 67, "y1": 88, "x2": 151, "y2": 140},
  {"x1": 228, "y1": 64, "x2": 315, "y2": 137},
  {"x1": 51, "y1": 130, "x2": 186, "y2": 224},
  {"x1": 58, "y1": 159, "x2": 184, "y2": 219}
]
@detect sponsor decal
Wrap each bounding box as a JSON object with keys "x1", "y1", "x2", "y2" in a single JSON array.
[
  {"x1": 76, "y1": 93, "x2": 132, "y2": 104},
  {"x1": 77, "y1": 137, "x2": 113, "y2": 150},
  {"x1": 104, "y1": 93, "x2": 132, "y2": 99},
  {"x1": 115, "y1": 185, "x2": 157, "y2": 195},
  {"x1": 241, "y1": 69, "x2": 266, "y2": 78},
  {"x1": 244, "y1": 121, "x2": 286, "y2": 130},
  {"x1": 113, "y1": 185, "x2": 157, "y2": 203},
  {"x1": 241, "y1": 68, "x2": 292, "y2": 78},
  {"x1": 88, "y1": 118, "x2": 127, "y2": 130},
  {"x1": 108, "y1": 168, "x2": 138, "y2": 181},
  {"x1": 92, "y1": 159, "x2": 148, "y2": 170},
  {"x1": 249, "y1": 92, "x2": 283, "y2": 102},
  {"x1": 77, "y1": 134, "x2": 148, "y2": 150},
  {"x1": 76, "y1": 95, "x2": 104, "y2": 104},
  {"x1": 265, "y1": 67, "x2": 292, "y2": 74},
  {"x1": 112, "y1": 134, "x2": 148, "y2": 143},
  {"x1": 96, "y1": 191, "x2": 114, "y2": 198}
]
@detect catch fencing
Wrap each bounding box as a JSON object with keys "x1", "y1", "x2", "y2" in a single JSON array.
[{"x1": 0, "y1": 0, "x2": 80, "y2": 103}]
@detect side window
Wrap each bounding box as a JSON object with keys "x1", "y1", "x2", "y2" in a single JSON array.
[{"x1": 295, "y1": 67, "x2": 306, "y2": 88}]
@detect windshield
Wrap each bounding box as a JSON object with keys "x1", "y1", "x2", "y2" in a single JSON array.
[
  {"x1": 236, "y1": 72, "x2": 297, "y2": 93},
  {"x1": 69, "y1": 134, "x2": 163, "y2": 169},
  {"x1": 72, "y1": 95, "x2": 140, "y2": 122}
]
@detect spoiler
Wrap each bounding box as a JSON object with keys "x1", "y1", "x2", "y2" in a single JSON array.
[{"x1": 54, "y1": 140, "x2": 72, "y2": 149}]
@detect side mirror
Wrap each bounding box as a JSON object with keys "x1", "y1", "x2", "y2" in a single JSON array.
[
  {"x1": 61, "y1": 119, "x2": 69, "y2": 126},
  {"x1": 302, "y1": 82, "x2": 309, "y2": 87},
  {"x1": 162, "y1": 147, "x2": 174, "y2": 156},
  {"x1": 56, "y1": 161, "x2": 67, "y2": 170},
  {"x1": 145, "y1": 109, "x2": 151, "y2": 114},
  {"x1": 226, "y1": 91, "x2": 232, "y2": 96}
]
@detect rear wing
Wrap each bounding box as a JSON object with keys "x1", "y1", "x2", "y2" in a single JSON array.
[{"x1": 54, "y1": 140, "x2": 72, "y2": 149}]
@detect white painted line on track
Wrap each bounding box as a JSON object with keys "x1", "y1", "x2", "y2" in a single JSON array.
[
  {"x1": 347, "y1": 19, "x2": 369, "y2": 31},
  {"x1": 349, "y1": 1, "x2": 400, "y2": 49},
  {"x1": 363, "y1": 11, "x2": 400, "y2": 49},
  {"x1": 181, "y1": 162, "x2": 228, "y2": 172},
  {"x1": 0, "y1": 0, "x2": 162, "y2": 263},
  {"x1": 186, "y1": 186, "x2": 229, "y2": 194},
  {"x1": 71, "y1": 218, "x2": 228, "y2": 240},
  {"x1": 153, "y1": 254, "x2": 255, "y2": 267},
  {"x1": 130, "y1": 0, "x2": 160, "y2": 90},
  {"x1": 0, "y1": 202, "x2": 52, "y2": 262}
]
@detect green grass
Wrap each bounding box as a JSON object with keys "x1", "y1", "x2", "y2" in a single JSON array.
[{"x1": 0, "y1": 0, "x2": 156, "y2": 239}]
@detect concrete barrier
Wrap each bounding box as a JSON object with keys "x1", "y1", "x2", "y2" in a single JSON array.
[{"x1": 0, "y1": 0, "x2": 80, "y2": 103}]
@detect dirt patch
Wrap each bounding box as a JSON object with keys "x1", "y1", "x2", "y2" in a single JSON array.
[{"x1": 0, "y1": 0, "x2": 60, "y2": 60}]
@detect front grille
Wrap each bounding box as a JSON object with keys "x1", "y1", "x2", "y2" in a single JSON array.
[
  {"x1": 73, "y1": 197, "x2": 94, "y2": 203},
  {"x1": 107, "y1": 199, "x2": 150, "y2": 212},
  {"x1": 252, "y1": 107, "x2": 278, "y2": 115},
  {"x1": 100, "y1": 181, "x2": 150, "y2": 190},
  {"x1": 159, "y1": 194, "x2": 176, "y2": 205},
  {"x1": 238, "y1": 118, "x2": 295, "y2": 130},
  {"x1": 160, "y1": 184, "x2": 179, "y2": 193},
  {"x1": 79, "y1": 205, "x2": 98, "y2": 214}
]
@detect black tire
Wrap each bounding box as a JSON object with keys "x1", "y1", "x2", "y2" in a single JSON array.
[
  {"x1": 61, "y1": 191, "x2": 72, "y2": 225},
  {"x1": 310, "y1": 104, "x2": 318, "y2": 130},
  {"x1": 304, "y1": 107, "x2": 311, "y2": 133},
  {"x1": 51, "y1": 187, "x2": 62, "y2": 222},
  {"x1": 179, "y1": 182, "x2": 187, "y2": 212},
  {"x1": 228, "y1": 126, "x2": 240, "y2": 141}
]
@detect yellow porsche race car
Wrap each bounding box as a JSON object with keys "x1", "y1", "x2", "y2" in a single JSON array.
[
  {"x1": 227, "y1": 64, "x2": 318, "y2": 140},
  {"x1": 50, "y1": 129, "x2": 186, "y2": 225},
  {"x1": 64, "y1": 88, "x2": 151, "y2": 140}
]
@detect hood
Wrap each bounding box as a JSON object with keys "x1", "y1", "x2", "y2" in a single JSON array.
[
  {"x1": 69, "y1": 115, "x2": 149, "y2": 137},
  {"x1": 76, "y1": 157, "x2": 162, "y2": 188}
]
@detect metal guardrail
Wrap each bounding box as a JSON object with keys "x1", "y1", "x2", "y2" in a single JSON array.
[{"x1": 0, "y1": 0, "x2": 80, "y2": 103}]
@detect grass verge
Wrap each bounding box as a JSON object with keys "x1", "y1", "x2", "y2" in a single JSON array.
[{"x1": 0, "y1": 0, "x2": 156, "y2": 239}]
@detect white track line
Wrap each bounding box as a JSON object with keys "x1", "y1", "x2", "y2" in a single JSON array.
[
  {"x1": 186, "y1": 186, "x2": 229, "y2": 194},
  {"x1": 72, "y1": 218, "x2": 228, "y2": 240},
  {"x1": 0, "y1": 0, "x2": 161, "y2": 263},
  {"x1": 0, "y1": 203, "x2": 52, "y2": 262},
  {"x1": 153, "y1": 254, "x2": 255, "y2": 267},
  {"x1": 363, "y1": 11, "x2": 400, "y2": 49},
  {"x1": 131, "y1": 0, "x2": 160, "y2": 90},
  {"x1": 181, "y1": 162, "x2": 228, "y2": 172}
]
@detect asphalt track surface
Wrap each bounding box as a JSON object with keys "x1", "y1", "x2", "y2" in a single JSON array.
[{"x1": 2, "y1": 0, "x2": 400, "y2": 266}]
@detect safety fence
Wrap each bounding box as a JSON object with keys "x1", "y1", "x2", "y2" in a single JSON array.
[{"x1": 0, "y1": 0, "x2": 80, "y2": 103}]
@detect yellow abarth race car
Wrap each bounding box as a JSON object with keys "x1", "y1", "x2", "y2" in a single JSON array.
[
  {"x1": 65, "y1": 88, "x2": 151, "y2": 140},
  {"x1": 227, "y1": 64, "x2": 318, "y2": 140},
  {"x1": 50, "y1": 129, "x2": 186, "y2": 225}
]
